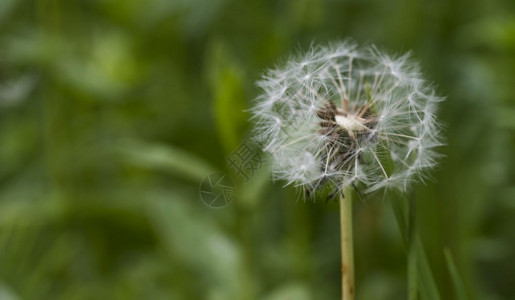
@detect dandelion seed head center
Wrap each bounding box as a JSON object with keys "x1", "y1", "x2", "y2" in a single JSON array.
[
  {"x1": 334, "y1": 114, "x2": 368, "y2": 132},
  {"x1": 315, "y1": 99, "x2": 379, "y2": 181}
]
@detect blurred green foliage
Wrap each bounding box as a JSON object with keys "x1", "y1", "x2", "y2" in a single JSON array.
[{"x1": 0, "y1": 0, "x2": 514, "y2": 299}]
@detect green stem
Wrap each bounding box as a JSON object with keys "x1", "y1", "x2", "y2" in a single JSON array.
[{"x1": 340, "y1": 186, "x2": 355, "y2": 300}]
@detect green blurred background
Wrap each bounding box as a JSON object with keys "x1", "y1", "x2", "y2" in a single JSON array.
[{"x1": 0, "y1": 0, "x2": 514, "y2": 299}]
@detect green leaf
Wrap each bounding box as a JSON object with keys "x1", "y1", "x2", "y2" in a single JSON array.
[
  {"x1": 263, "y1": 282, "x2": 311, "y2": 300},
  {"x1": 496, "y1": 106, "x2": 515, "y2": 129},
  {"x1": 205, "y1": 40, "x2": 248, "y2": 153},
  {"x1": 0, "y1": 0, "x2": 16, "y2": 23},
  {"x1": 147, "y1": 192, "x2": 243, "y2": 299},
  {"x1": 0, "y1": 282, "x2": 19, "y2": 300},
  {"x1": 115, "y1": 139, "x2": 216, "y2": 182}
]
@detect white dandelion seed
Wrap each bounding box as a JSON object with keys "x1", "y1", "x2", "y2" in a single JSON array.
[{"x1": 251, "y1": 40, "x2": 444, "y2": 197}]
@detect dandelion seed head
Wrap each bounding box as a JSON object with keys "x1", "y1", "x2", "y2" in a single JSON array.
[{"x1": 251, "y1": 40, "x2": 444, "y2": 197}]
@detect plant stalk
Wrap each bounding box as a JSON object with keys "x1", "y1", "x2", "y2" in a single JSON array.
[{"x1": 340, "y1": 186, "x2": 355, "y2": 300}]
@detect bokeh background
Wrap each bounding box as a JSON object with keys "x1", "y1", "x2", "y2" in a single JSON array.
[{"x1": 0, "y1": 0, "x2": 514, "y2": 299}]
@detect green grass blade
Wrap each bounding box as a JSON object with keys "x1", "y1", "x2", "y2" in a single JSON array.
[
  {"x1": 390, "y1": 194, "x2": 441, "y2": 300},
  {"x1": 444, "y1": 248, "x2": 469, "y2": 300},
  {"x1": 415, "y1": 237, "x2": 441, "y2": 300},
  {"x1": 408, "y1": 243, "x2": 418, "y2": 300}
]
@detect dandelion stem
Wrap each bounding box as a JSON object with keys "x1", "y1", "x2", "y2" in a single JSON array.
[{"x1": 340, "y1": 185, "x2": 355, "y2": 300}]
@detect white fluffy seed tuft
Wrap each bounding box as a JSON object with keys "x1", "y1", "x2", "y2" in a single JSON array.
[{"x1": 251, "y1": 40, "x2": 444, "y2": 197}]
